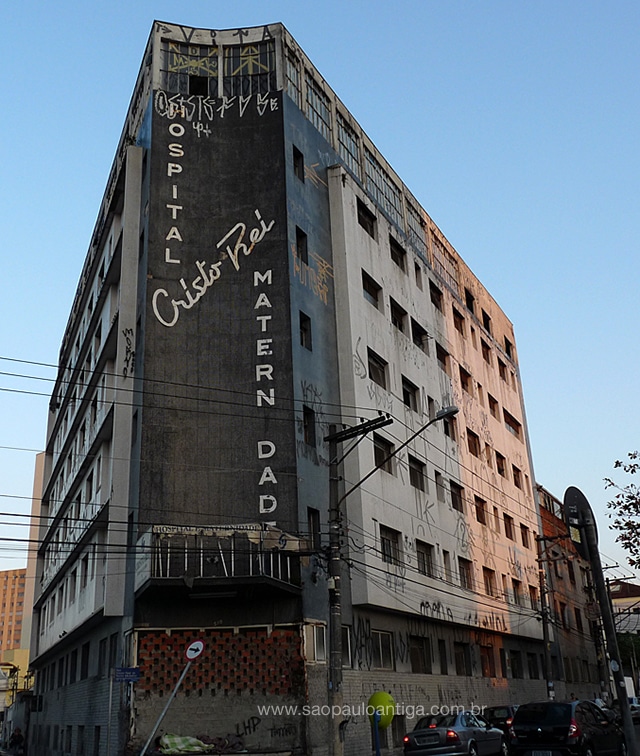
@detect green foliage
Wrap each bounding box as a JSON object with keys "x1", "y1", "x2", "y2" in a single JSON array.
[
  {"x1": 605, "y1": 451, "x2": 640, "y2": 569},
  {"x1": 617, "y1": 632, "x2": 640, "y2": 669}
]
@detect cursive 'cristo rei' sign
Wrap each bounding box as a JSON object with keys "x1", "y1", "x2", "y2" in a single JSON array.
[{"x1": 152, "y1": 208, "x2": 276, "y2": 328}]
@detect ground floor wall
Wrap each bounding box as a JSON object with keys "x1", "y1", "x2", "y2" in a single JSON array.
[
  {"x1": 28, "y1": 616, "x2": 124, "y2": 756},
  {"x1": 129, "y1": 625, "x2": 307, "y2": 754}
]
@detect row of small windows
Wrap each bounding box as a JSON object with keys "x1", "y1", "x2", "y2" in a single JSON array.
[
  {"x1": 378, "y1": 524, "x2": 536, "y2": 600},
  {"x1": 291, "y1": 145, "x2": 515, "y2": 388},
  {"x1": 41, "y1": 549, "x2": 95, "y2": 631},
  {"x1": 309, "y1": 621, "x2": 546, "y2": 682},
  {"x1": 354, "y1": 195, "x2": 516, "y2": 366},
  {"x1": 30, "y1": 724, "x2": 101, "y2": 756},
  {"x1": 466, "y1": 427, "x2": 527, "y2": 490},
  {"x1": 36, "y1": 633, "x2": 118, "y2": 694},
  {"x1": 361, "y1": 271, "x2": 525, "y2": 449}
]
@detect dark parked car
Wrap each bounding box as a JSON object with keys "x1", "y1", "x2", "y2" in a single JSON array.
[
  {"x1": 484, "y1": 706, "x2": 519, "y2": 739},
  {"x1": 509, "y1": 700, "x2": 626, "y2": 756},
  {"x1": 403, "y1": 711, "x2": 509, "y2": 756}
]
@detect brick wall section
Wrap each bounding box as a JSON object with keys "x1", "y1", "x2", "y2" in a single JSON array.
[
  {"x1": 137, "y1": 627, "x2": 305, "y2": 695},
  {"x1": 132, "y1": 626, "x2": 307, "y2": 753}
]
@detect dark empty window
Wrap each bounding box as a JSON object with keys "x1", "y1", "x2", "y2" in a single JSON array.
[
  {"x1": 189, "y1": 75, "x2": 209, "y2": 96},
  {"x1": 504, "y1": 409, "x2": 522, "y2": 439},
  {"x1": 496, "y1": 451, "x2": 507, "y2": 477},
  {"x1": 368, "y1": 349, "x2": 387, "y2": 389},
  {"x1": 481, "y1": 646, "x2": 496, "y2": 677},
  {"x1": 80, "y1": 642, "x2": 90, "y2": 680},
  {"x1": 467, "y1": 428, "x2": 481, "y2": 457},
  {"x1": 482, "y1": 309, "x2": 492, "y2": 334},
  {"x1": 454, "y1": 643, "x2": 472, "y2": 676},
  {"x1": 303, "y1": 406, "x2": 316, "y2": 447},
  {"x1": 380, "y1": 525, "x2": 401, "y2": 564},
  {"x1": 443, "y1": 414, "x2": 457, "y2": 442},
  {"x1": 488, "y1": 394, "x2": 499, "y2": 418},
  {"x1": 293, "y1": 145, "x2": 304, "y2": 181},
  {"x1": 295, "y1": 226, "x2": 308, "y2": 263},
  {"x1": 308, "y1": 507, "x2": 321, "y2": 550},
  {"x1": 373, "y1": 434, "x2": 394, "y2": 473},
  {"x1": 357, "y1": 198, "x2": 376, "y2": 238},
  {"x1": 401, "y1": 376, "x2": 419, "y2": 411},
  {"x1": 429, "y1": 281, "x2": 443, "y2": 312},
  {"x1": 464, "y1": 288, "x2": 475, "y2": 314},
  {"x1": 416, "y1": 541, "x2": 435, "y2": 577},
  {"x1": 436, "y1": 343, "x2": 449, "y2": 374},
  {"x1": 362, "y1": 271, "x2": 381, "y2": 309},
  {"x1": 409, "y1": 455, "x2": 426, "y2": 491},
  {"x1": 300, "y1": 312, "x2": 312, "y2": 350},
  {"x1": 483, "y1": 568, "x2": 496, "y2": 597},
  {"x1": 410, "y1": 636, "x2": 432, "y2": 674},
  {"x1": 389, "y1": 237, "x2": 406, "y2": 271},
  {"x1": 513, "y1": 465, "x2": 523, "y2": 489},
  {"x1": 390, "y1": 298, "x2": 406, "y2": 332},
  {"x1": 459, "y1": 366, "x2": 472, "y2": 394},
  {"x1": 458, "y1": 557, "x2": 473, "y2": 590},
  {"x1": 504, "y1": 337, "x2": 513, "y2": 359},
  {"x1": 414, "y1": 263, "x2": 423, "y2": 290},
  {"x1": 511, "y1": 650, "x2": 523, "y2": 678},
  {"x1": 439, "y1": 639, "x2": 448, "y2": 675},
  {"x1": 411, "y1": 319, "x2": 428, "y2": 352},
  {"x1": 450, "y1": 481, "x2": 464, "y2": 512},
  {"x1": 504, "y1": 514, "x2": 515, "y2": 540},
  {"x1": 481, "y1": 339, "x2": 492, "y2": 365},
  {"x1": 498, "y1": 358, "x2": 508, "y2": 381},
  {"x1": 453, "y1": 308, "x2": 465, "y2": 335},
  {"x1": 475, "y1": 495, "x2": 487, "y2": 524}
]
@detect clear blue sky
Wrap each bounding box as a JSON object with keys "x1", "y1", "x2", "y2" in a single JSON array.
[{"x1": 1, "y1": 0, "x2": 638, "y2": 576}]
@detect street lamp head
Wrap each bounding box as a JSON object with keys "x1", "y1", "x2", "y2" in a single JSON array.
[{"x1": 435, "y1": 405, "x2": 459, "y2": 421}]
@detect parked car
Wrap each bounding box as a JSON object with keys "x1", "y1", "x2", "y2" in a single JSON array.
[
  {"x1": 509, "y1": 700, "x2": 626, "y2": 756},
  {"x1": 403, "y1": 711, "x2": 509, "y2": 756},
  {"x1": 484, "y1": 706, "x2": 519, "y2": 739}
]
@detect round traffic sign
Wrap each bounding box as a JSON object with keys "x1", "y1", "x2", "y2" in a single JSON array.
[{"x1": 185, "y1": 640, "x2": 204, "y2": 661}]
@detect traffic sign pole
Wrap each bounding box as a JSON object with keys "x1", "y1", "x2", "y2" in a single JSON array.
[{"x1": 139, "y1": 641, "x2": 204, "y2": 756}]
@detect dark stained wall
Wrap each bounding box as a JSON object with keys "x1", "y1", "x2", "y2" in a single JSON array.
[{"x1": 139, "y1": 90, "x2": 299, "y2": 534}]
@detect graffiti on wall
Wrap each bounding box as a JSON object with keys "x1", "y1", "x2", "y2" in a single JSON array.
[
  {"x1": 291, "y1": 247, "x2": 333, "y2": 304},
  {"x1": 122, "y1": 328, "x2": 135, "y2": 377}
]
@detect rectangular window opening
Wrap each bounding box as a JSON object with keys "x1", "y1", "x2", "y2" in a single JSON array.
[{"x1": 357, "y1": 199, "x2": 376, "y2": 238}]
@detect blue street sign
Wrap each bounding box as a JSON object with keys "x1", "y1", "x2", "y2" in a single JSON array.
[{"x1": 114, "y1": 667, "x2": 141, "y2": 682}]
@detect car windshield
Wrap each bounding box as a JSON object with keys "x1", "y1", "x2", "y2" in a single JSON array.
[
  {"x1": 514, "y1": 703, "x2": 571, "y2": 725},
  {"x1": 486, "y1": 708, "x2": 509, "y2": 719}
]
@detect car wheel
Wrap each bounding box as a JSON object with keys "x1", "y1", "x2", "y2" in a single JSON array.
[
  {"x1": 584, "y1": 746, "x2": 594, "y2": 756},
  {"x1": 469, "y1": 744, "x2": 478, "y2": 756},
  {"x1": 619, "y1": 741, "x2": 627, "y2": 756},
  {"x1": 499, "y1": 739, "x2": 509, "y2": 756}
]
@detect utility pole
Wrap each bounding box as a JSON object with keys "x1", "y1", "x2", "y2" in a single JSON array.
[
  {"x1": 536, "y1": 537, "x2": 555, "y2": 699},
  {"x1": 324, "y1": 406, "x2": 458, "y2": 756},
  {"x1": 325, "y1": 415, "x2": 394, "y2": 756}
]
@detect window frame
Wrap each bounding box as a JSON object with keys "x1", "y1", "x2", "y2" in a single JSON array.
[{"x1": 367, "y1": 348, "x2": 387, "y2": 389}]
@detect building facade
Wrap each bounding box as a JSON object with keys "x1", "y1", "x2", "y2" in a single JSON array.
[
  {"x1": 0, "y1": 568, "x2": 29, "y2": 735},
  {"x1": 537, "y1": 486, "x2": 605, "y2": 700},
  {"x1": 30, "y1": 21, "x2": 548, "y2": 756}
]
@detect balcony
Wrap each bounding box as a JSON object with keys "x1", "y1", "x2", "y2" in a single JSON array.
[{"x1": 135, "y1": 524, "x2": 302, "y2": 597}]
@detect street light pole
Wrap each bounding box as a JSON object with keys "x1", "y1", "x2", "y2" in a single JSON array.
[{"x1": 325, "y1": 406, "x2": 458, "y2": 756}]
